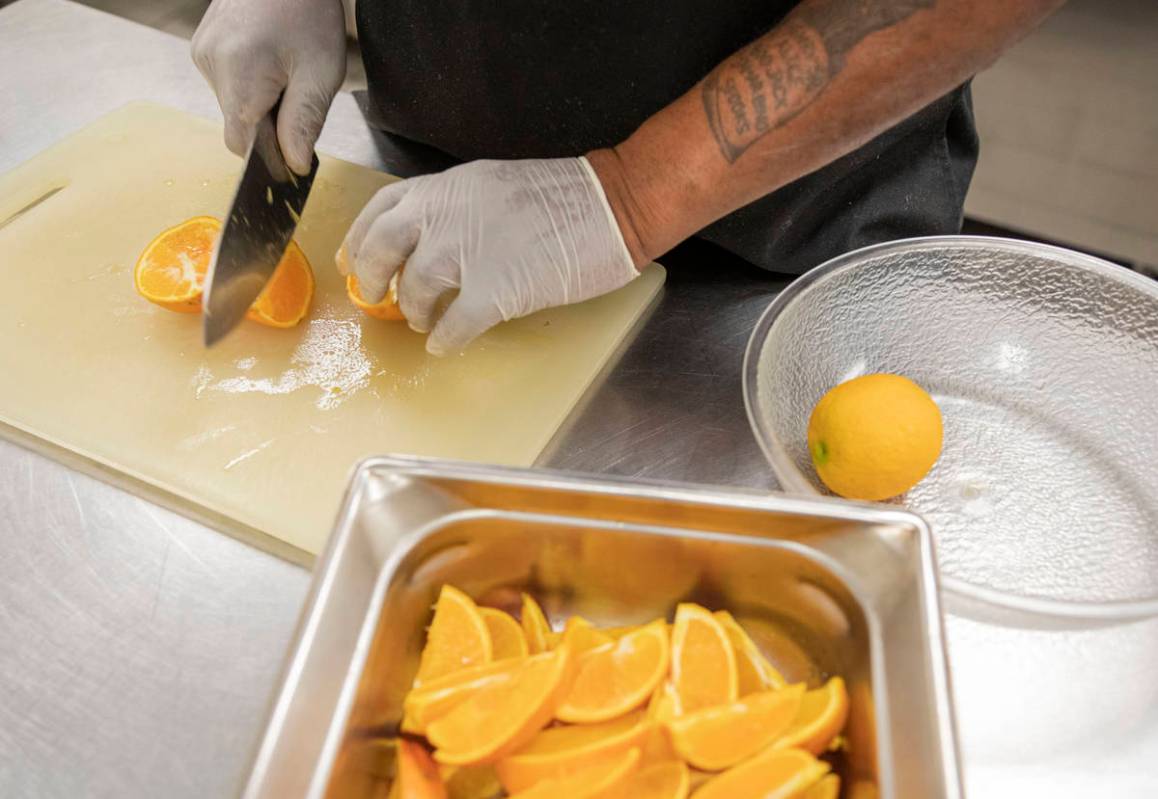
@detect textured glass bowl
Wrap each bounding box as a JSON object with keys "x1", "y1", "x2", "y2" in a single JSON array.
[{"x1": 744, "y1": 237, "x2": 1158, "y2": 623}]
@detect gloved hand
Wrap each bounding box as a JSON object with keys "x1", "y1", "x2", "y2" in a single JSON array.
[
  {"x1": 338, "y1": 157, "x2": 640, "y2": 356},
  {"x1": 191, "y1": 0, "x2": 346, "y2": 175}
]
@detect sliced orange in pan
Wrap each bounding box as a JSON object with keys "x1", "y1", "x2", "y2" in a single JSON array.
[
  {"x1": 669, "y1": 604, "x2": 737, "y2": 714},
  {"x1": 556, "y1": 619, "x2": 669, "y2": 724},
  {"x1": 666, "y1": 684, "x2": 804, "y2": 771},
  {"x1": 414, "y1": 585, "x2": 493, "y2": 686}
]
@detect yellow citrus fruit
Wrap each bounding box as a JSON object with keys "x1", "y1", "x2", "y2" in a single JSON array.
[
  {"x1": 428, "y1": 645, "x2": 575, "y2": 766},
  {"x1": 666, "y1": 684, "x2": 804, "y2": 771},
  {"x1": 506, "y1": 747, "x2": 640, "y2": 799},
  {"x1": 692, "y1": 747, "x2": 828, "y2": 799},
  {"x1": 714, "y1": 611, "x2": 787, "y2": 694},
  {"x1": 598, "y1": 759, "x2": 690, "y2": 799},
  {"x1": 670, "y1": 604, "x2": 737, "y2": 714},
  {"x1": 134, "y1": 215, "x2": 313, "y2": 327},
  {"x1": 801, "y1": 773, "x2": 841, "y2": 799},
  {"x1": 807, "y1": 373, "x2": 943, "y2": 501},
  {"x1": 556, "y1": 619, "x2": 670, "y2": 724},
  {"x1": 395, "y1": 739, "x2": 448, "y2": 799},
  {"x1": 495, "y1": 709, "x2": 653, "y2": 793},
  {"x1": 559, "y1": 616, "x2": 614, "y2": 656},
  {"x1": 402, "y1": 658, "x2": 524, "y2": 735},
  {"x1": 415, "y1": 586, "x2": 493, "y2": 686},
  {"x1": 774, "y1": 677, "x2": 849, "y2": 755},
  {"x1": 520, "y1": 594, "x2": 553, "y2": 655},
  {"x1": 480, "y1": 608, "x2": 529, "y2": 660}
]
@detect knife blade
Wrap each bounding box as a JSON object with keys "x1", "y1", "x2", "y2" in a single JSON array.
[{"x1": 202, "y1": 105, "x2": 318, "y2": 346}]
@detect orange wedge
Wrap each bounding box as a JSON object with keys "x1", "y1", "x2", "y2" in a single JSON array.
[
  {"x1": 396, "y1": 739, "x2": 448, "y2": 799},
  {"x1": 670, "y1": 604, "x2": 737, "y2": 714},
  {"x1": 692, "y1": 748, "x2": 828, "y2": 799},
  {"x1": 480, "y1": 608, "x2": 529, "y2": 660},
  {"x1": 598, "y1": 759, "x2": 689, "y2": 799},
  {"x1": 801, "y1": 773, "x2": 841, "y2": 799},
  {"x1": 556, "y1": 619, "x2": 670, "y2": 724},
  {"x1": 507, "y1": 747, "x2": 640, "y2": 799},
  {"x1": 496, "y1": 710, "x2": 653, "y2": 793},
  {"x1": 646, "y1": 680, "x2": 678, "y2": 724},
  {"x1": 520, "y1": 594, "x2": 552, "y2": 655},
  {"x1": 774, "y1": 677, "x2": 849, "y2": 755},
  {"x1": 439, "y1": 763, "x2": 503, "y2": 799},
  {"x1": 666, "y1": 684, "x2": 805, "y2": 771},
  {"x1": 403, "y1": 658, "x2": 524, "y2": 735},
  {"x1": 246, "y1": 239, "x2": 315, "y2": 327},
  {"x1": 428, "y1": 645, "x2": 575, "y2": 766},
  {"x1": 415, "y1": 586, "x2": 493, "y2": 686},
  {"x1": 134, "y1": 216, "x2": 220, "y2": 312},
  {"x1": 559, "y1": 616, "x2": 614, "y2": 656},
  {"x1": 347, "y1": 272, "x2": 404, "y2": 321},
  {"x1": 135, "y1": 215, "x2": 314, "y2": 327},
  {"x1": 714, "y1": 611, "x2": 787, "y2": 693}
]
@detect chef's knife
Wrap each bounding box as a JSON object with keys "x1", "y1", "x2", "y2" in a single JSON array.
[{"x1": 202, "y1": 104, "x2": 318, "y2": 346}]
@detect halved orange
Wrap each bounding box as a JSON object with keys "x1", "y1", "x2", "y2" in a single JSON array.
[
  {"x1": 480, "y1": 608, "x2": 529, "y2": 660},
  {"x1": 773, "y1": 677, "x2": 849, "y2": 755},
  {"x1": 665, "y1": 684, "x2": 805, "y2": 771},
  {"x1": 598, "y1": 759, "x2": 689, "y2": 799},
  {"x1": 428, "y1": 644, "x2": 575, "y2": 766},
  {"x1": 402, "y1": 658, "x2": 524, "y2": 735},
  {"x1": 346, "y1": 272, "x2": 404, "y2": 321},
  {"x1": 134, "y1": 216, "x2": 220, "y2": 312},
  {"x1": 556, "y1": 619, "x2": 670, "y2": 724},
  {"x1": 670, "y1": 604, "x2": 737, "y2": 714},
  {"x1": 506, "y1": 747, "x2": 640, "y2": 799},
  {"x1": 520, "y1": 594, "x2": 552, "y2": 655},
  {"x1": 714, "y1": 611, "x2": 787, "y2": 694},
  {"x1": 395, "y1": 739, "x2": 448, "y2": 799},
  {"x1": 692, "y1": 747, "x2": 828, "y2": 799},
  {"x1": 495, "y1": 709, "x2": 653, "y2": 793},
  {"x1": 800, "y1": 773, "x2": 841, "y2": 799},
  {"x1": 246, "y1": 240, "x2": 315, "y2": 327},
  {"x1": 134, "y1": 215, "x2": 314, "y2": 327},
  {"x1": 415, "y1": 586, "x2": 493, "y2": 686}
]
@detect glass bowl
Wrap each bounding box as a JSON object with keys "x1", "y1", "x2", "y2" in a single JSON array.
[{"x1": 743, "y1": 236, "x2": 1158, "y2": 624}]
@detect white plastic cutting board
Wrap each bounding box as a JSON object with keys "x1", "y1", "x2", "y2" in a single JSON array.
[{"x1": 0, "y1": 103, "x2": 664, "y2": 557}]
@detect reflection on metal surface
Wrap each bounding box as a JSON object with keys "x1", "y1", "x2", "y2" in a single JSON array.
[{"x1": 243, "y1": 457, "x2": 960, "y2": 799}]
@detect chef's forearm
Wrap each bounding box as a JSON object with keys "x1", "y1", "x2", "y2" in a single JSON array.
[{"x1": 587, "y1": 0, "x2": 1063, "y2": 266}]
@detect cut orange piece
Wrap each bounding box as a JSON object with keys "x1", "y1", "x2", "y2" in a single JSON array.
[
  {"x1": 246, "y1": 238, "x2": 315, "y2": 327},
  {"x1": 403, "y1": 658, "x2": 524, "y2": 735},
  {"x1": 507, "y1": 747, "x2": 640, "y2": 799},
  {"x1": 559, "y1": 616, "x2": 614, "y2": 656},
  {"x1": 646, "y1": 680, "x2": 678, "y2": 724},
  {"x1": 800, "y1": 773, "x2": 841, "y2": 799},
  {"x1": 556, "y1": 619, "x2": 670, "y2": 724},
  {"x1": 439, "y1": 763, "x2": 502, "y2": 799},
  {"x1": 134, "y1": 216, "x2": 220, "y2": 312},
  {"x1": 774, "y1": 677, "x2": 849, "y2": 755},
  {"x1": 666, "y1": 684, "x2": 805, "y2": 771},
  {"x1": 496, "y1": 710, "x2": 653, "y2": 793},
  {"x1": 692, "y1": 748, "x2": 828, "y2": 799},
  {"x1": 428, "y1": 645, "x2": 575, "y2": 766},
  {"x1": 346, "y1": 272, "x2": 404, "y2": 321},
  {"x1": 415, "y1": 586, "x2": 493, "y2": 686},
  {"x1": 520, "y1": 593, "x2": 552, "y2": 655},
  {"x1": 480, "y1": 608, "x2": 529, "y2": 660},
  {"x1": 135, "y1": 215, "x2": 314, "y2": 327},
  {"x1": 598, "y1": 759, "x2": 689, "y2": 799},
  {"x1": 670, "y1": 604, "x2": 737, "y2": 714},
  {"x1": 714, "y1": 611, "x2": 787, "y2": 693},
  {"x1": 395, "y1": 739, "x2": 448, "y2": 799}
]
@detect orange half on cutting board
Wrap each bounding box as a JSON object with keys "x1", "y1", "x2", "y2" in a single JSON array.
[{"x1": 134, "y1": 215, "x2": 314, "y2": 328}]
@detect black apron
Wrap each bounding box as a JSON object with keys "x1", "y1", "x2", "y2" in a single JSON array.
[{"x1": 356, "y1": 1, "x2": 978, "y2": 276}]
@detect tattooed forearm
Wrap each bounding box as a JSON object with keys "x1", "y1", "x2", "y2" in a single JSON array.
[{"x1": 701, "y1": 0, "x2": 937, "y2": 163}]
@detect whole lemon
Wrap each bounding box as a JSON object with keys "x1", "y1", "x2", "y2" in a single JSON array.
[{"x1": 807, "y1": 373, "x2": 943, "y2": 501}]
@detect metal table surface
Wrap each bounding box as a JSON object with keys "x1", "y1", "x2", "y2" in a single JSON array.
[{"x1": 1, "y1": 2, "x2": 1155, "y2": 796}]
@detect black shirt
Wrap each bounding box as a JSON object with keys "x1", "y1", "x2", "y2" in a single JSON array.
[{"x1": 356, "y1": 1, "x2": 979, "y2": 275}]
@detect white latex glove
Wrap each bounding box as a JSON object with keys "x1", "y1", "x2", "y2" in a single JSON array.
[
  {"x1": 338, "y1": 157, "x2": 640, "y2": 356},
  {"x1": 191, "y1": 0, "x2": 346, "y2": 174}
]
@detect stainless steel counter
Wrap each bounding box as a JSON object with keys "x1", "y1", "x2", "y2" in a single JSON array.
[{"x1": 1, "y1": 1, "x2": 1155, "y2": 796}]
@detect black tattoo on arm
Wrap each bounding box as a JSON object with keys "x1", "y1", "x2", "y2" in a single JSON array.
[{"x1": 701, "y1": 0, "x2": 937, "y2": 163}]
